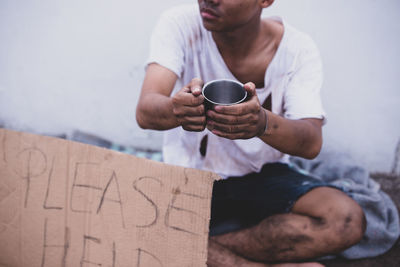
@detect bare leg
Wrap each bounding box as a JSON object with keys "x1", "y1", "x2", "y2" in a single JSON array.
[
  {"x1": 208, "y1": 238, "x2": 268, "y2": 267},
  {"x1": 209, "y1": 187, "x2": 366, "y2": 263},
  {"x1": 208, "y1": 239, "x2": 324, "y2": 267}
]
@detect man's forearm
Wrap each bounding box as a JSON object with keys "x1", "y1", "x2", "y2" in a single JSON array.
[
  {"x1": 258, "y1": 110, "x2": 323, "y2": 159},
  {"x1": 136, "y1": 93, "x2": 179, "y2": 130}
]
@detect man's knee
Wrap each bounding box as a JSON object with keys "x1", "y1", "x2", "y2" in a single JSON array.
[
  {"x1": 329, "y1": 195, "x2": 366, "y2": 247},
  {"x1": 293, "y1": 187, "x2": 366, "y2": 248}
]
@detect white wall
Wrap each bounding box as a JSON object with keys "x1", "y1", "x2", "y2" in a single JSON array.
[
  {"x1": 1, "y1": 0, "x2": 399, "y2": 172},
  {"x1": 265, "y1": 1, "x2": 400, "y2": 172}
]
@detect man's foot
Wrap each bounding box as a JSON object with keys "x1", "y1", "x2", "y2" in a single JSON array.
[
  {"x1": 207, "y1": 238, "x2": 325, "y2": 267},
  {"x1": 225, "y1": 261, "x2": 325, "y2": 267},
  {"x1": 269, "y1": 263, "x2": 324, "y2": 267}
]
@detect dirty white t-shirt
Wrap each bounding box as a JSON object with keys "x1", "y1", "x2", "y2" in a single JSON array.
[{"x1": 146, "y1": 4, "x2": 326, "y2": 178}]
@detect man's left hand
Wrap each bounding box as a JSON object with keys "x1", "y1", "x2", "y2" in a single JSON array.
[{"x1": 206, "y1": 82, "x2": 267, "y2": 140}]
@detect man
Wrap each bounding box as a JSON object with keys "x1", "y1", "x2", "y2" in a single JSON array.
[{"x1": 136, "y1": 0, "x2": 366, "y2": 266}]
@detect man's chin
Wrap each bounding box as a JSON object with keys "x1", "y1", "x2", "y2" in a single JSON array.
[{"x1": 201, "y1": 20, "x2": 224, "y2": 32}]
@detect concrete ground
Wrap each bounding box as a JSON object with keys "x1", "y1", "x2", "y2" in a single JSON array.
[{"x1": 320, "y1": 172, "x2": 400, "y2": 266}]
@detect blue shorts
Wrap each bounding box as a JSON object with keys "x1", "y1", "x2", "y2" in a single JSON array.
[{"x1": 209, "y1": 162, "x2": 336, "y2": 236}]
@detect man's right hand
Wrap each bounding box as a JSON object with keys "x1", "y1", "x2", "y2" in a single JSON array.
[{"x1": 171, "y1": 78, "x2": 206, "y2": 132}]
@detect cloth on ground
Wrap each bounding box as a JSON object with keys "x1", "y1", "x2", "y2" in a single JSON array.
[{"x1": 290, "y1": 151, "x2": 400, "y2": 259}]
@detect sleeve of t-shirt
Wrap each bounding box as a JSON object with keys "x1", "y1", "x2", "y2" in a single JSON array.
[
  {"x1": 283, "y1": 35, "x2": 327, "y2": 124},
  {"x1": 146, "y1": 8, "x2": 186, "y2": 78}
]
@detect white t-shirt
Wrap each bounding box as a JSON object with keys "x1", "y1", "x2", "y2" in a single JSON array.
[{"x1": 146, "y1": 4, "x2": 326, "y2": 178}]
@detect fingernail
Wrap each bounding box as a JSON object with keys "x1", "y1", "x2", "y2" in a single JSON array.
[
  {"x1": 193, "y1": 87, "x2": 201, "y2": 93},
  {"x1": 212, "y1": 130, "x2": 220, "y2": 135}
]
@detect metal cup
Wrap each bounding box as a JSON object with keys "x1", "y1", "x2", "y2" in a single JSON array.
[{"x1": 202, "y1": 79, "x2": 247, "y2": 111}]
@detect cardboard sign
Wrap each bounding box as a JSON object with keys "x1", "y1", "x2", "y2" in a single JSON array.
[{"x1": 0, "y1": 129, "x2": 218, "y2": 266}]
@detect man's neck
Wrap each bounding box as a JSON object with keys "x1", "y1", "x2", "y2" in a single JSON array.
[
  {"x1": 211, "y1": 16, "x2": 272, "y2": 58},
  {"x1": 210, "y1": 17, "x2": 284, "y2": 87}
]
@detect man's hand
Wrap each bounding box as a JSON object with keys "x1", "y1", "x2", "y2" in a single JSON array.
[
  {"x1": 172, "y1": 78, "x2": 206, "y2": 132},
  {"x1": 206, "y1": 82, "x2": 266, "y2": 139}
]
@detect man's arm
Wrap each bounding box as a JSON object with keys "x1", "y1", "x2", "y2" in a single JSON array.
[
  {"x1": 206, "y1": 82, "x2": 323, "y2": 159},
  {"x1": 136, "y1": 63, "x2": 206, "y2": 131},
  {"x1": 258, "y1": 111, "x2": 323, "y2": 159}
]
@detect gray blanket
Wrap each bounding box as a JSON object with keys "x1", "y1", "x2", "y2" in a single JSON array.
[{"x1": 290, "y1": 152, "x2": 400, "y2": 259}]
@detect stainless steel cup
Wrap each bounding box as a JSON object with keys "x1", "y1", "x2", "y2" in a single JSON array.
[{"x1": 202, "y1": 79, "x2": 247, "y2": 111}]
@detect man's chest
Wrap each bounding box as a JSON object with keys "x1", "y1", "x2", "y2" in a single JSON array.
[{"x1": 223, "y1": 52, "x2": 275, "y2": 89}]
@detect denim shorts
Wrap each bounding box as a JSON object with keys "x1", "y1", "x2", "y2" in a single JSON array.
[{"x1": 209, "y1": 162, "x2": 336, "y2": 236}]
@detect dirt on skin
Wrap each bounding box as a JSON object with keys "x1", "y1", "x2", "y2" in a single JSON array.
[{"x1": 320, "y1": 172, "x2": 400, "y2": 267}]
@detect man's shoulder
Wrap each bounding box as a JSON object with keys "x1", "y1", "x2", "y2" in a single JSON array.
[
  {"x1": 264, "y1": 17, "x2": 319, "y2": 58},
  {"x1": 155, "y1": 4, "x2": 203, "y2": 38},
  {"x1": 282, "y1": 20, "x2": 319, "y2": 54}
]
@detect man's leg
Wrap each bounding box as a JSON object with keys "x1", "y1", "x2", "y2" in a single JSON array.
[
  {"x1": 208, "y1": 238, "x2": 324, "y2": 267},
  {"x1": 208, "y1": 187, "x2": 366, "y2": 263}
]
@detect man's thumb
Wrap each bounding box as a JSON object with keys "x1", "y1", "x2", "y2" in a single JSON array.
[
  {"x1": 190, "y1": 77, "x2": 204, "y2": 96},
  {"x1": 244, "y1": 82, "x2": 256, "y2": 97}
]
